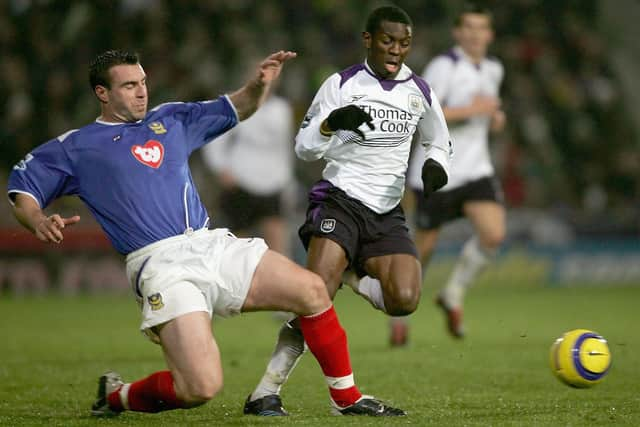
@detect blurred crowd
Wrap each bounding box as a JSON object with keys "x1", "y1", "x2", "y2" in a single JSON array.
[{"x1": 1, "y1": 0, "x2": 638, "y2": 236}]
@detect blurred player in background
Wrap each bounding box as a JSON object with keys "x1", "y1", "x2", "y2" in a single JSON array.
[
  {"x1": 404, "y1": 2, "x2": 506, "y2": 340},
  {"x1": 244, "y1": 5, "x2": 452, "y2": 416},
  {"x1": 7, "y1": 49, "x2": 402, "y2": 418},
  {"x1": 200, "y1": 91, "x2": 294, "y2": 257}
]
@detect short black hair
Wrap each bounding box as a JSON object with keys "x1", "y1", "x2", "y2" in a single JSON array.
[
  {"x1": 454, "y1": 2, "x2": 493, "y2": 27},
  {"x1": 365, "y1": 6, "x2": 412, "y2": 35},
  {"x1": 89, "y1": 50, "x2": 140, "y2": 90}
]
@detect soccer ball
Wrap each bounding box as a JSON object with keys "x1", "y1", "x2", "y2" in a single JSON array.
[{"x1": 549, "y1": 329, "x2": 611, "y2": 388}]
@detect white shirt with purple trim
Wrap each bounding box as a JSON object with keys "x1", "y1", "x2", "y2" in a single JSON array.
[
  {"x1": 295, "y1": 60, "x2": 452, "y2": 214},
  {"x1": 408, "y1": 45, "x2": 504, "y2": 191}
]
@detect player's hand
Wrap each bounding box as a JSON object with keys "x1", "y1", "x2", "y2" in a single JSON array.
[
  {"x1": 35, "y1": 214, "x2": 81, "y2": 244},
  {"x1": 257, "y1": 51, "x2": 297, "y2": 85},
  {"x1": 323, "y1": 105, "x2": 375, "y2": 139},
  {"x1": 490, "y1": 109, "x2": 506, "y2": 132},
  {"x1": 218, "y1": 170, "x2": 237, "y2": 189},
  {"x1": 421, "y1": 159, "x2": 448, "y2": 198},
  {"x1": 470, "y1": 95, "x2": 500, "y2": 116}
]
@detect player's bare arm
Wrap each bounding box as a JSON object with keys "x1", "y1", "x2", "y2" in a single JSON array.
[
  {"x1": 11, "y1": 193, "x2": 80, "y2": 244},
  {"x1": 490, "y1": 109, "x2": 506, "y2": 132},
  {"x1": 443, "y1": 94, "x2": 500, "y2": 123},
  {"x1": 229, "y1": 51, "x2": 296, "y2": 121}
]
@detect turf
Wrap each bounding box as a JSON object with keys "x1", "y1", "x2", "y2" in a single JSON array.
[{"x1": 1, "y1": 276, "x2": 639, "y2": 426}]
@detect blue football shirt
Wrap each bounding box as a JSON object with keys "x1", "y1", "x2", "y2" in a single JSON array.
[{"x1": 7, "y1": 96, "x2": 238, "y2": 254}]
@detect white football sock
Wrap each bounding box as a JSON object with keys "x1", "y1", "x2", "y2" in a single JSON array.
[
  {"x1": 441, "y1": 236, "x2": 494, "y2": 308},
  {"x1": 250, "y1": 320, "x2": 306, "y2": 400},
  {"x1": 352, "y1": 276, "x2": 387, "y2": 313}
]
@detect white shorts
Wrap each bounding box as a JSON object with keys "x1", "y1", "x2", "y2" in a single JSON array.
[{"x1": 125, "y1": 228, "x2": 268, "y2": 340}]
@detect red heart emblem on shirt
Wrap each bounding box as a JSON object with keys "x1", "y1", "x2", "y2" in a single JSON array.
[{"x1": 131, "y1": 140, "x2": 164, "y2": 168}]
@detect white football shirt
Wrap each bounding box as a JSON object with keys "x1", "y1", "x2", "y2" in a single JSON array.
[
  {"x1": 202, "y1": 95, "x2": 293, "y2": 195},
  {"x1": 408, "y1": 45, "x2": 504, "y2": 191},
  {"x1": 295, "y1": 60, "x2": 452, "y2": 214}
]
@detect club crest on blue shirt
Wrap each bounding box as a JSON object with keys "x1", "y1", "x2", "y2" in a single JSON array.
[
  {"x1": 149, "y1": 122, "x2": 167, "y2": 134},
  {"x1": 408, "y1": 94, "x2": 422, "y2": 115},
  {"x1": 148, "y1": 293, "x2": 164, "y2": 311},
  {"x1": 131, "y1": 140, "x2": 164, "y2": 169},
  {"x1": 320, "y1": 218, "x2": 336, "y2": 233}
]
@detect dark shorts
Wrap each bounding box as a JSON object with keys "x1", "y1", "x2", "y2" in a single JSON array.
[
  {"x1": 218, "y1": 187, "x2": 282, "y2": 231},
  {"x1": 299, "y1": 180, "x2": 417, "y2": 277},
  {"x1": 414, "y1": 176, "x2": 504, "y2": 230}
]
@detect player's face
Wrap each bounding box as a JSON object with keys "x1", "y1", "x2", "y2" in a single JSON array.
[
  {"x1": 364, "y1": 20, "x2": 412, "y2": 79},
  {"x1": 453, "y1": 13, "x2": 493, "y2": 60},
  {"x1": 101, "y1": 64, "x2": 148, "y2": 123}
]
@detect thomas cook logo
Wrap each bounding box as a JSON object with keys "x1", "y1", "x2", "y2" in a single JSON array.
[
  {"x1": 149, "y1": 122, "x2": 167, "y2": 134},
  {"x1": 147, "y1": 293, "x2": 164, "y2": 311},
  {"x1": 320, "y1": 218, "x2": 336, "y2": 233}
]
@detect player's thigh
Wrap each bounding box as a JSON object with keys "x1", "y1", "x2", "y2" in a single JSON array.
[
  {"x1": 414, "y1": 228, "x2": 441, "y2": 263},
  {"x1": 242, "y1": 249, "x2": 330, "y2": 315},
  {"x1": 158, "y1": 311, "x2": 222, "y2": 399},
  {"x1": 306, "y1": 236, "x2": 350, "y2": 297},
  {"x1": 463, "y1": 201, "x2": 506, "y2": 247},
  {"x1": 364, "y1": 253, "x2": 421, "y2": 295}
]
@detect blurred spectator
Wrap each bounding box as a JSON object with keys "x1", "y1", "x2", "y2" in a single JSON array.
[
  {"x1": 201, "y1": 92, "x2": 295, "y2": 256},
  {"x1": 1, "y1": 0, "x2": 637, "y2": 236}
]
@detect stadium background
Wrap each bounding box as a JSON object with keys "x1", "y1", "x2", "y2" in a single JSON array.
[{"x1": 1, "y1": 0, "x2": 639, "y2": 293}]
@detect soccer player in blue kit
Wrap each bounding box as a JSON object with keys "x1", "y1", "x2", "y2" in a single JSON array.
[
  {"x1": 7, "y1": 50, "x2": 400, "y2": 417},
  {"x1": 244, "y1": 6, "x2": 452, "y2": 416}
]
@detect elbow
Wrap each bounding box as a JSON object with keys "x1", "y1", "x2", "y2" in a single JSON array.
[{"x1": 295, "y1": 147, "x2": 320, "y2": 162}]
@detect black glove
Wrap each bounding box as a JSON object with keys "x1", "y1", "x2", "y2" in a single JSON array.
[
  {"x1": 421, "y1": 159, "x2": 448, "y2": 198},
  {"x1": 325, "y1": 105, "x2": 374, "y2": 138}
]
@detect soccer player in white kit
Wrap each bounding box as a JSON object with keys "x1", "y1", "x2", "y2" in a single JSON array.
[
  {"x1": 244, "y1": 6, "x2": 452, "y2": 415},
  {"x1": 404, "y1": 3, "x2": 506, "y2": 339},
  {"x1": 201, "y1": 92, "x2": 294, "y2": 256},
  {"x1": 7, "y1": 49, "x2": 401, "y2": 418}
]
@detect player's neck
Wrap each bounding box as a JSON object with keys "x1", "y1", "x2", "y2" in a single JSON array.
[{"x1": 460, "y1": 46, "x2": 486, "y2": 65}]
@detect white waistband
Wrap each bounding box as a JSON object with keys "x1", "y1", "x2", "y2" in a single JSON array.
[{"x1": 125, "y1": 228, "x2": 229, "y2": 263}]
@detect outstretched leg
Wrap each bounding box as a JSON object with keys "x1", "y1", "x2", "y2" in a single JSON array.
[
  {"x1": 244, "y1": 247, "x2": 405, "y2": 416},
  {"x1": 438, "y1": 201, "x2": 505, "y2": 337},
  {"x1": 92, "y1": 310, "x2": 222, "y2": 416}
]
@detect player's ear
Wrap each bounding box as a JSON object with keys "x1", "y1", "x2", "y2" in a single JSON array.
[
  {"x1": 94, "y1": 85, "x2": 109, "y2": 104},
  {"x1": 362, "y1": 31, "x2": 372, "y2": 49}
]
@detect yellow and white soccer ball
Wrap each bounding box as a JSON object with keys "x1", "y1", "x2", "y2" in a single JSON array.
[{"x1": 549, "y1": 329, "x2": 611, "y2": 388}]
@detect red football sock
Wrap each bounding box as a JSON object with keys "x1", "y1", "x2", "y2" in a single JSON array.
[
  {"x1": 108, "y1": 371, "x2": 185, "y2": 413},
  {"x1": 299, "y1": 305, "x2": 362, "y2": 407}
]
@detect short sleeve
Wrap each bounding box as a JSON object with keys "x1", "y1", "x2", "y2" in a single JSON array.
[
  {"x1": 182, "y1": 96, "x2": 239, "y2": 153},
  {"x1": 422, "y1": 56, "x2": 455, "y2": 103},
  {"x1": 7, "y1": 139, "x2": 78, "y2": 208}
]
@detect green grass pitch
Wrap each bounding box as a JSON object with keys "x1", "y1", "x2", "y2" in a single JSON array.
[{"x1": 1, "y1": 270, "x2": 639, "y2": 426}]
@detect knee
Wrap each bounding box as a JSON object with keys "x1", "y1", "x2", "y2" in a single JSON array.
[
  {"x1": 298, "y1": 273, "x2": 331, "y2": 314},
  {"x1": 480, "y1": 230, "x2": 505, "y2": 251},
  {"x1": 176, "y1": 375, "x2": 223, "y2": 407},
  {"x1": 386, "y1": 284, "x2": 421, "y2": 316}
]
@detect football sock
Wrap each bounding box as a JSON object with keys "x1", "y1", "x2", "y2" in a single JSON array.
[
  {"x1": 108, "y1": 371, "x2": 185, "y2": 413},
  {"x1": 389, "y1": 316, "x2": 409, "y2": 346},
  {"x1": 298, "y1": 305, "x2": 362, "y2": 407},
  {"x1": 352, "y1": 276, "x2": 387, "y2": 313},
  {"x1": 442, "y1": 236, "x2": 494, "y2": 307},
  {"x1": 250, "y1": 319, "x2": 306, "y2": 400}
]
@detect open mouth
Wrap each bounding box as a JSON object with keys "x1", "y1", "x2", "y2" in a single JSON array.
[{"x1": 384, "y1": 61, "x2": 399, "y2": 73}]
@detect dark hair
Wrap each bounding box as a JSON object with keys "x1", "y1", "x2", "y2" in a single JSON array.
[
  {"x1": 365, "y1": 6, "x2": 412, "y2": 35},
  {"x1": 89, "y1": 50, "x2": 140, "y2": 90},
  {"x1": 454, "y1": 2, "x2": 493, "y2": 27}
]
